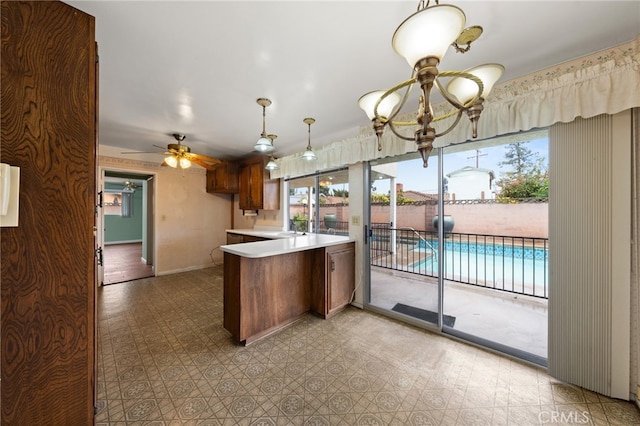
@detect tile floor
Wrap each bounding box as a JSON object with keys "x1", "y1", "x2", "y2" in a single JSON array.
[{"x1": 96, "y1": 266, "x2": 640, "y2": 425}]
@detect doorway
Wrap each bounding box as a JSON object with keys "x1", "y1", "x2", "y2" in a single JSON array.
[{"x1": 101, "y1": 170, "x2": 155, "y2": 285}]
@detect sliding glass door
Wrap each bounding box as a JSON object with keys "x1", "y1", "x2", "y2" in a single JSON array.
[{"x1": 366, "y1": 135, "x2": 549, "y2": 364}]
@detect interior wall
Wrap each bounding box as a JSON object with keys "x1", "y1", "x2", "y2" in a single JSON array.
[
  {"x1": 104, "y1": 182, "x2": 144, "y2": 243},
  {"x1": 99, "y1": 146, "x2": 232, "y2": 273}
]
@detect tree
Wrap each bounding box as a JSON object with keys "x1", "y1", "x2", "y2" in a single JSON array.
[
  {"x1": 496, "y1": 142, "x2": 548, "y2": 200},
  {"x1": 333, "y1": 189, "x2": 349, "y2": 198}
]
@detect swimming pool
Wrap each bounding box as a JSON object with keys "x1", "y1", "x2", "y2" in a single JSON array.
[{"x1": 412, "y1": 240, "x2": 549, "y2": 298}]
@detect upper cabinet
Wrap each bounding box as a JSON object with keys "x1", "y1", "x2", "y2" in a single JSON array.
[
  {"x1": 238, "y1": 156, "x2": 280, "y2": 211},
  {"x1": 206, "y1": 160, "x2": 239, "y2": 194}
]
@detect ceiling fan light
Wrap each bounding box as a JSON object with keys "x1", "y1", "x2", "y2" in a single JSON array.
[
  {"x1": 254, "y1": 136, "x2": 274, "y2": 152},
  {"x1": 179, "y1": 158, "x2": 191, "y2": 169},
  {"x1": 165, "y1": 155, "x2": 178, "y2": 168},
  {"x1": 358, "y1": 90, "x2": 402, "y2": 121},
  {"x1": 392, "y1": 4, "x2": 466, "y2": 68},
  {"x1": 447, "y1": 63, "x2": 505, "y2": 103}
]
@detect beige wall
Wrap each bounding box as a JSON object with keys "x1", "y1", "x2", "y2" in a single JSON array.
[{"x1": 100, "y1": 147, "x2": 232, "y2": 274}]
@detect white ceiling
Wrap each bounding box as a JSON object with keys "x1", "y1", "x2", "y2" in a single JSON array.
[{"x1": 67, "y1": 1, "x2": 639, "y2": 165}]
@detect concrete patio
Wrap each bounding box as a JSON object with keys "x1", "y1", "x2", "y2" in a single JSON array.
[{"x1": 370, "y1": 266, "x2": 548, "y2": 359}]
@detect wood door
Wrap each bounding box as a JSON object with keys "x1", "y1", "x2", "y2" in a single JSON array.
[{"x1": 1, "y1": 1, "x2": 97, "y2": 424}]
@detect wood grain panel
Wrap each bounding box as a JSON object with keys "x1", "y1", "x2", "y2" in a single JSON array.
[{"x1": 1, "y1": 1, "x2": 96, "y2": 424}]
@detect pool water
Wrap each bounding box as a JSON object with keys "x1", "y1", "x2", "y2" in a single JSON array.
[{"x1": 412, "y1": 241, "x2": 548, "y2": 298}]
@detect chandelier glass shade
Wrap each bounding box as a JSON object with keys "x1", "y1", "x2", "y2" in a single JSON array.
[
  {"x1": 302, "y1": 117, "x2": 317, "y2": 161},
  {"x1": 392, "y1": 4, "x2": 466, "y2": 67},
  {"x1": 358, "y1": 0, "x2": 504, "y2": 168},
  {"x1": 254, "y1": 98, "x2": 274, "y2": 153}
]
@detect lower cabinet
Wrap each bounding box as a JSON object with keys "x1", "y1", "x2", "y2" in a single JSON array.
[
  {"x1": 311, "y1": 242, "x2": 356, "y2": 319},
  {"x1": 223, "y1": 241, "x2": 355, "y2": 344},
  {"x1": 226, "y1": 233, "x2": 268, "y2": 244}
]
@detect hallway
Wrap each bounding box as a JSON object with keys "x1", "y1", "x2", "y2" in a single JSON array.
[{"x1": 103, "y1": 242, "x2": 154, "y2": 285}]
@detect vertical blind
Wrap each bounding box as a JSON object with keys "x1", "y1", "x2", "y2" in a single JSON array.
[{"x1": 548, "y1": 111, "x2": 631, "y2": 399}]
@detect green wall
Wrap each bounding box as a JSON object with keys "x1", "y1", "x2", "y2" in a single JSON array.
[{"x1": 104, "y1": 183, "x2": 143, "y2": 243}]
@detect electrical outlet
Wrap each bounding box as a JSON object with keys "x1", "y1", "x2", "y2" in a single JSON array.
[{"x1": 351, "y1": 215, "x2": 360, "y2": 225}]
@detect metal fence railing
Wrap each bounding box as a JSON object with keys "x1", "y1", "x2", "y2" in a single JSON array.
[{"x1": 370, "y1": 224, "x2": 549, "y2": 299}]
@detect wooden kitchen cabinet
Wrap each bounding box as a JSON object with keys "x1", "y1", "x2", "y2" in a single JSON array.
[
  {"x1": 238, "y1": 156, "x2": 280, "y2": 211},
  {"x1": 226, "y1": 232, "x2": 268, "y2": 244},
  {"x1": 311, "y1": 242, "x2": 355, "y2": 319},
  {"x1": 206, "y1": 159, "x2": 239, "y2": 194},
  {"x1": 223, "y1": 239, "x2": 355, "y2": 344}
]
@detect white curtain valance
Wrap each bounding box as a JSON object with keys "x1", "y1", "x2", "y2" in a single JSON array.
[{"x1": 271, "y1": 35, "x2": 640, "y2": 179}]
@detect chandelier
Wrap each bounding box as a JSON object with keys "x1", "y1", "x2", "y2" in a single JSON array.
[
  {"x1": 358, "y1": 0, "x2": 504, "y2": 168},
  {"x1": 254, "y1": 98, "x2": 274, "y2": 152}
]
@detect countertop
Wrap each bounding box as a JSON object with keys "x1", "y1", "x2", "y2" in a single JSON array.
[{"x1": 221, "y1": 230, "x2": 354, "y2": 258}]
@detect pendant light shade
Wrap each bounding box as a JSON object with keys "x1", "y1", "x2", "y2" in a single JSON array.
[
  {"x1": 392, "y1": 4, "x2": 466, "y2": 68},
  {"x1": 179, "y1": 158, "x2": 191, "y2": 169},
  {"x1": 265, "y1": 157, "x2": 279, "y2": 170}
]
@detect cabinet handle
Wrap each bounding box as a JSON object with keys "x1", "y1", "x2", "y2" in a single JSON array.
[{"x1": 330, "y1": 259, "x2": 335, "y2": 272}]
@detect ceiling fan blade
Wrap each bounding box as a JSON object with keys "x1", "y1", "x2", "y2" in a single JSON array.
[
  {"x1": 190, "y1": 157, "x2": 220, "y2": 171},
  {"x1": 187, "y1": 152, "x2": 222, "y2": 164}
]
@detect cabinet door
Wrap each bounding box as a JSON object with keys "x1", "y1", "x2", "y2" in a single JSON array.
[
  {"x1": 206, "y1": 160, "x2": 239, "y2": 194},
  {"x1": 326, "y1": 246, "x2": 355, "y2": 316},
  {"x1": 247, "y1": 160, "x2": 264, "y2": 209},
  {"x1": 238, "y1": 162, "x2": 252, "y2": 209}
]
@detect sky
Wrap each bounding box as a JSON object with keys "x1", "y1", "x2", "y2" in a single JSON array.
[{"x1": 372, "y1": 137, "x2": 549, "y2": 195}]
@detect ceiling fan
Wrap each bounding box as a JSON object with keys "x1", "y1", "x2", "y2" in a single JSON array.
[
  {"x1": 122, "y1": 133, "x2": 221, "y2": 171},
  {"x1": 122, "y1": 180, "x2": 138, "y2": 192}
]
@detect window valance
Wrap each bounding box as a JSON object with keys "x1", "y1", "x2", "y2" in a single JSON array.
[{"x1": 271, "y1": 35, "x2": 640, "y2": 179}]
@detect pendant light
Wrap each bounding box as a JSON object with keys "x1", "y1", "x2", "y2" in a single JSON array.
[
  {"x1": 301, "y1": 117, "x2": 317, "y2": 161},
  {"x1": 254, "y1": 98, "x2": 274, "y2": 152},
  {"x1": 265, "y1": 134, "x2": 279, "y2": 171}
]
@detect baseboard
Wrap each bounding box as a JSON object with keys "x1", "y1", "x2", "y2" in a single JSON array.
[
  {"x1": 104, "y1": 239, "x2": 143, "y2": 245},
  {"x1": 157, "y1": 263, "x2": 219, "y2": 276}
]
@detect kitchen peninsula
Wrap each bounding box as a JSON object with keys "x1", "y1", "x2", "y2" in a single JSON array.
[{"x1": 221, "y1": 230, "x2": 355, "y2": 345}]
